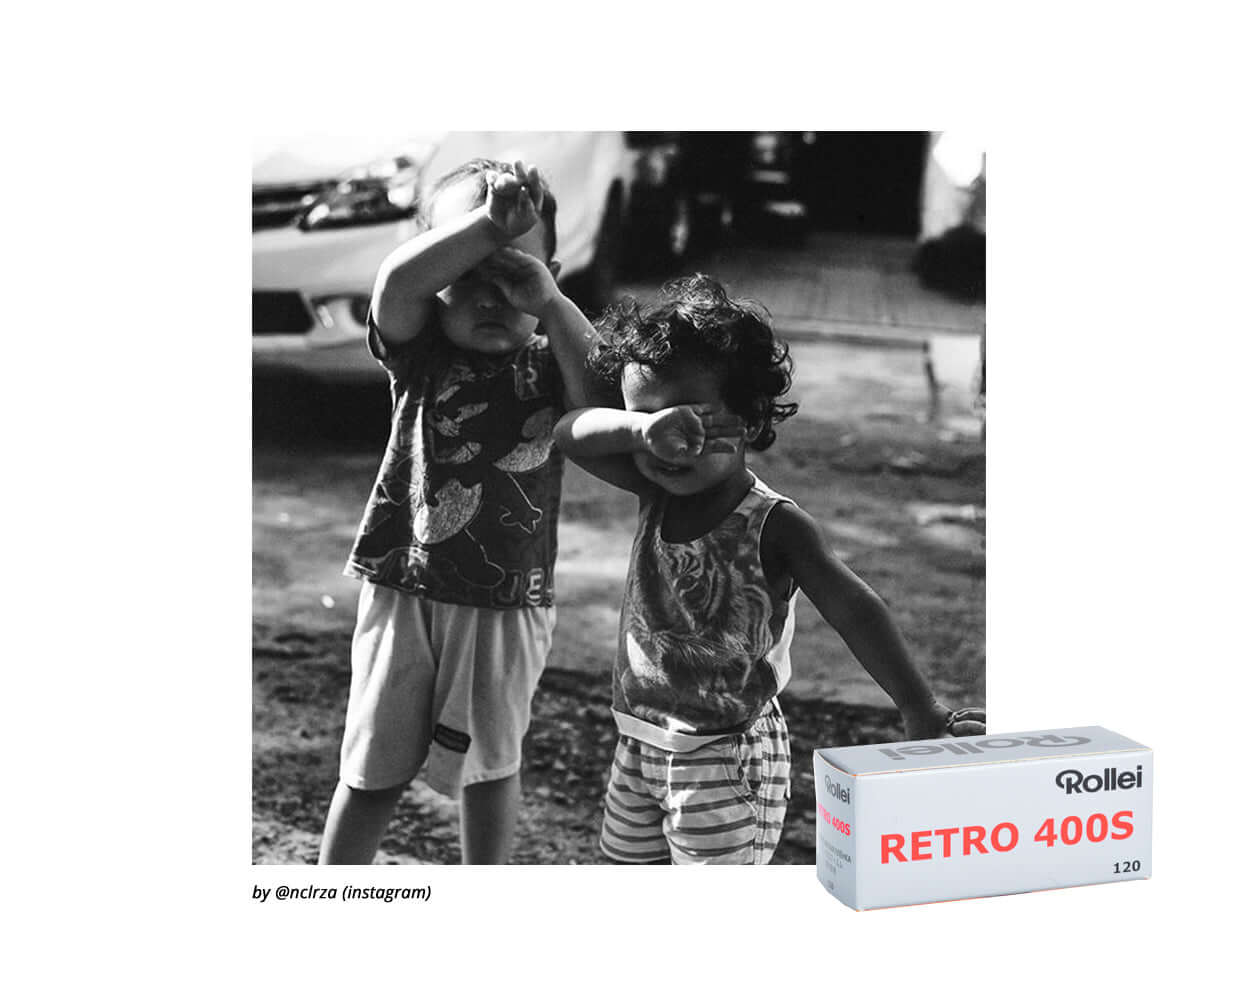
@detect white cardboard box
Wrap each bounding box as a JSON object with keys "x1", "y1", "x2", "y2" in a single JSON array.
[{"x1": 814, "y1": 726, "x2": 1152, "y2": 909}]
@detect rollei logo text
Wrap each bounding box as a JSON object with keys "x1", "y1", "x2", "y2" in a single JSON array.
[
  {"x1": 876, "y1": 734, "x2": 1092, "y2": 761},
  {"x1": 823, "y1": 776, "x2": 850, "y2": 804},
  {"x1": 1056, "y1": 766, "x2": 1142, "y2": 794}
]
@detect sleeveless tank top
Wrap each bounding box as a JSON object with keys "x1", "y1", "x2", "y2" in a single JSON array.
[{"x1": 612, "y1": 475, "x2": 797, "y2": 751}]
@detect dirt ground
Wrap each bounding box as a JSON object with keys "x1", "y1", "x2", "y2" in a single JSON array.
[{"x1": 253, "y1": 252, "x2": 985, "y2": 865}]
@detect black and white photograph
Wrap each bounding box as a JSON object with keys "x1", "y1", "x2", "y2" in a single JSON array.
[
  {"x1": 252, "y1": 131, "x2": 987, "y2": 865},
  {"x1": 10, "y1": 3, "x2": 1238, "y2": 996}
]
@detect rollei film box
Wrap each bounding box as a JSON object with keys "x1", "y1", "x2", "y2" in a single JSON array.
[{"x1": 814, "y1": 727, "x2": 1152, "y2": 909}]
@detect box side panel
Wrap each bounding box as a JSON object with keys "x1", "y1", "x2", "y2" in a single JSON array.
[
  {"x1": 853, "y1": 750, "x2": 1152, "y2": 909},
  {"x1": 814, "y1": 755, "x2": 859, "y2": 909}
]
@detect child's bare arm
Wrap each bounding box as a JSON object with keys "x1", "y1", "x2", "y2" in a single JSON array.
[
  {"x1": 762, "y1": 503, "x2": 985, "y2": 739},
  {"x1": 540, "y1": 294, "x2": 594, "y2": 410},
  {"x1": 371, "y1": 162, "x2": 543, "y2": 344},
  {"x1": 553, "y1": 408, "x2": 658, "y2": 494},
  {"x1": 371, "y1": 208, "x2": 501, "y2": 343},
  {"x1": 553, "y1": 405, "x2": 744, "y2": 493}
]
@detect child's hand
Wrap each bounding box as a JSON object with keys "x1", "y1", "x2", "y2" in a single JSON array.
[
  {"x1": 642, "y1": 404, "x2": 746, "y2": 464},
  {"x1": 901, "y1": 702, "x2": 987, "y2": 740},
  {"x1": 485, "y1": 160, "x2": 544, "y2": 240},
  {"x1": 477, "y1": 246, "x2": 559, "y2": 317}
]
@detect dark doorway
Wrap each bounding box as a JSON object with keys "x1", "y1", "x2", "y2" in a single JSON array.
[{"x1": 801, "y1": 132, "x2": 928, "y2": 236}]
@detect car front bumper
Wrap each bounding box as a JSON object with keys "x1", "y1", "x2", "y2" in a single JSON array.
[{"x1": 252, "y1": 220, "x2": 416, "y2": 383}]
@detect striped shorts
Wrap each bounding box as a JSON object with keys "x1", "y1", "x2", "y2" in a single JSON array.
[{"x1": 599, "y1": 703, "x2": 791, "y2": 865}]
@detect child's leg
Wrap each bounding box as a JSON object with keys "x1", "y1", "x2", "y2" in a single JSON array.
[
  {"x1": 318, "y1": 781, "x2": 407, "y2": 864},
  {"x1": 322, "y1": 583, "x2": 437, "y2": 864},
  {"x1": 459, "y1": 773, "x2": 521, "y2": 864},
  {"x1": 423, "y1": 603, "x2": 555, "y2": 863}
]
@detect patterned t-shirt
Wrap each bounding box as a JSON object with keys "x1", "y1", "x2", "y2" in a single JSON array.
[
  {"x1": 344, "y1": 310, "x2": 564, "y2": 609},
  {"x1": 612, "y1": 476, "x2": 797, "y2": 751}
]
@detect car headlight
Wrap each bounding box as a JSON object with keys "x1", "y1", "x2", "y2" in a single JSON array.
[{"x1": 299, "y1": 155, "x2": 422, "y2": 230}]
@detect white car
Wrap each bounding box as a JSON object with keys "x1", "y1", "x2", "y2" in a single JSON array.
[{"x1": 253, "y1": 131, "x2": 634, "y2": 382}]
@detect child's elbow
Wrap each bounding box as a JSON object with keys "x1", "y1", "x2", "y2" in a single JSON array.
[
  {"x1": 370, "y1": 261, "x2": 403, "y2": 321},
  {"x1": 373, "y1": 251, "x2": 402, "y2": 297},
  {"x1": 553, "y1": 412, "x2": 582, "y2": 454}
]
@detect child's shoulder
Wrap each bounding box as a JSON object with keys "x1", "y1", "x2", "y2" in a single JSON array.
[
  {"x1": 755, "y1": 484, "x2": 818, "y2": 554},
  {"x1": 748, "y1": 474, "x2": 802, "y2": 513}
]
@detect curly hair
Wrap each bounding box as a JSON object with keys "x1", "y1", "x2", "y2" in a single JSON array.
[
  {"x1": 420, "y1": 158, "x2": 558, "y2": 261},
  {"x1": 589, "y1": 274, "x2": 798, "y2": 450}
]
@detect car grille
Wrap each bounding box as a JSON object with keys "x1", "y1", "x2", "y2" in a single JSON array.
[
  {"x1": 252, "y1": 181, "x2": 333, "y2": 231},
  {"x1": 253, "y1": 291, "x2": 313, "y2": 334}
]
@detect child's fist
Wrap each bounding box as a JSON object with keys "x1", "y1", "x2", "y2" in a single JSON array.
[
  {"x1": 902, "y1": 702, "x2": 986, "y2": 740},
  {"x1": 476, "y1": 246, "x2": 558, "y2": 317},
  {"x1": 485, "y1": 160, "x2": 544, "y2": 240},
  {"x1": 642, "y1": 404, "x2": 745, "y2": 465}
]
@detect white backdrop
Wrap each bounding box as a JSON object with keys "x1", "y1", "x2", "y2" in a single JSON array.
[{"x1": 6, "y1": 2, "x2": 1236, "y2": 996}]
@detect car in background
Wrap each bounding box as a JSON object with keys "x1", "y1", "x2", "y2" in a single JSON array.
[{"x1": 253, "y1": 131, "x2": 636, "y2": 383}]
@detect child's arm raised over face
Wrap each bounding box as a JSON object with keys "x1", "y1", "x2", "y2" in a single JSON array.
[
  {"x1": 477, "y1": 246, "x2": 596, "y2": 410},
  {"x1": 371, "y1": 161, "x2": 545, "y2": 345},
  {"x1": 554, "y1": 405, "x2": 745, "y2": 493},
  {"x1": 761, "y1": 503, "x2": 985, "y2": 740}
]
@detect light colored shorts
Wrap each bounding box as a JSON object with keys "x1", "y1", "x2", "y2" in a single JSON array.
[
  {"x1": 339, "y1": 581, "x2": 555, "y2": 798},
  {"x1": 599, "y1": 702, "x2": 791, "y2": 865}
]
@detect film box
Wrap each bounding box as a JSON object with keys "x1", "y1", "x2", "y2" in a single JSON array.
[{"x1": 814, "y1": 726, "x2": 1152, "y2": 910}]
